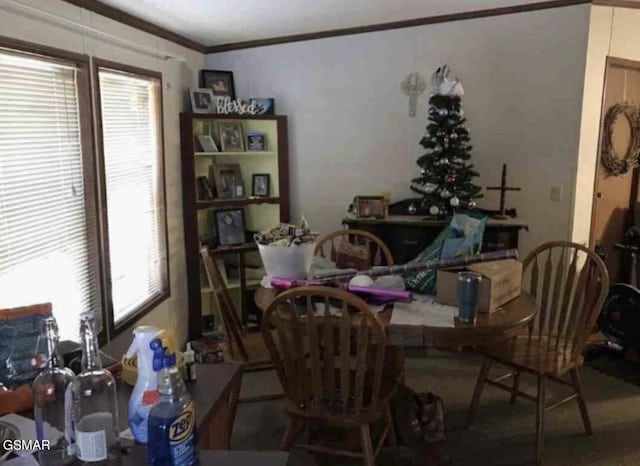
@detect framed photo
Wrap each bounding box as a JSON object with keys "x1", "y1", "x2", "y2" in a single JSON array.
[
  {"x1": 248, "y1": 98, "x2": 275, "y2": 115},
  {"x1": 215, "y1": 209, "x2": 245, "y2": 246},
  {"x1": 218, "y1": 121, "x2": 245, "y2": 152},
  {"x1": 212, "y1": 163, "x2": 244, "y2": 199},
  {"x1": 354, "y1": 196, "x2": 388, "y2": 219},
  {"x1": 246, "y1": 132, "x2": 266, "y2": 151},
  {"x1": 252, "y1": 173, "x2": 270, "y2": 197},
  {"x1": 196, "y1": 134, "x2": 218, "y2": 152},
  {"x1": 200, "y1": 70, "x2": 236, "y2": 99},
  {"x1": 196, "y1": 176, "x2": 215, "y2": 201},
  {"x1": 190, "y1": 88, "x2": 216, "y2": 113}
]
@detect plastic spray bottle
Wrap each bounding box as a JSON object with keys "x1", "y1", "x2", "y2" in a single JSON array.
[
  {"x1": 147, "y1": 338, "x2": 197, "y2": 466},
  {"x1": 126, "y1": 325, "x2": 160, "y2": 443}
]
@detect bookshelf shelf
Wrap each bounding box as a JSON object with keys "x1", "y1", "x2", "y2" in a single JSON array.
[
  {"x1": 196, "y1": 197, "x2": 281, "y2": 209},
  {"x1": 194, "y1": 151, "x2": 276, "y2": 157}
]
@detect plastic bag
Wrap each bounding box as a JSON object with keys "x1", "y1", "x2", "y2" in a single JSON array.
[{"x1": 403, "y1": 211, "x2": 487, "y2": 294}]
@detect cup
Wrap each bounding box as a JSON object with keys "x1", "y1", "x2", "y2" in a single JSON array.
[{"x1": 457, "y1": 271, "x2": 482, "y2": 323}]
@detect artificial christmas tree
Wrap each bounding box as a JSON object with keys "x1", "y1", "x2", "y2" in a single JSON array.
[{"x1": 410, "y1": 66, "x2": 482, "y2": 217}]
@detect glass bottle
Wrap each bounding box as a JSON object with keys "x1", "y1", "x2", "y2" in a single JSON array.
[
  {"x1": 32, "y1": 317, "x2": 75, "y2": 466},
  {"x1": 68, "y1": 311, "x2": 120, "y2": 464}
]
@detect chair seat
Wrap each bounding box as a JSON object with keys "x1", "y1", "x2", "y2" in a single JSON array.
[{"x1": 480, "y1": 335, "x2": 584, "y2": 376}]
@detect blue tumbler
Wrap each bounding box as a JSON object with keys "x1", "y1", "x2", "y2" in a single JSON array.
[{"x1": 457, "y1": 272, "x2": 482, "y2": 323}]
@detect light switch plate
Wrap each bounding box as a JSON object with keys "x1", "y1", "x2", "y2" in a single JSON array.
[{"x1": 550, "y1": 186, "x2": 562, "y2": 202}]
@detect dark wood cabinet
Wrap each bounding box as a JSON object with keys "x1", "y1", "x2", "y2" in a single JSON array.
[{"x1": 343, "y1": 215, "x2": 528, "y2": 264}]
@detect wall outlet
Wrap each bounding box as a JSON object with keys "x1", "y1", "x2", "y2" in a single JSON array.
[{"x1": 550, "y1": 185, "x2": 562, "y2": 202}]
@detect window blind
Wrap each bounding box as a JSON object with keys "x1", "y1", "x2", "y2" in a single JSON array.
[
  {"x1": 0, "y1": 50, "x2": 98, "y2": 341},
  {"x1": 98, "y1": 68, "x2": 167, "y2": 324}
]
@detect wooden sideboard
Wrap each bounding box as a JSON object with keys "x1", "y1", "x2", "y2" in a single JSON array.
[{"x1": 343, "y1": 215, "x2": 528, "y2": 263}]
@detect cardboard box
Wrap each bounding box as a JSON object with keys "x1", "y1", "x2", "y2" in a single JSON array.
[{"x1": 436, "y1": 259, "x2": 523, "y2": 313}]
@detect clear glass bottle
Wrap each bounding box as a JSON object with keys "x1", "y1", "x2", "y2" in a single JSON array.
[
  {"x1": 32, "y1": 317, "x2": 75, "y2": 466},
  {"x1": 68, "y1": 312, "x2": 120, "y2": 464}
]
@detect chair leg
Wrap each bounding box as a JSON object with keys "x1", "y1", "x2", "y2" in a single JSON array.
[
  {"x1": 360, "y1": 424, "x2": 376, "y2": 466},
  {"x1": 280, "y1": 415, "x2": 304, "y2": 451},
  {"x1": 465, "y1": 357, "x2": 492, "y2": 427},
  {"x1": 570, "y1": 368, "x2": 592, "y2": 436},
  {"x1": 510, "y1": 371, "x2": 520, "y2": 404},
  {"x1": 535, "y1": 375, "x2": 547, "y2": 465},
  {"x1": 383, "y1": 404, "x2": 397, "y2": 447}
]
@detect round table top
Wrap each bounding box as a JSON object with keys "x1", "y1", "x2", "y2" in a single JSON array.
[{"x1": 254, "y1": 286, "x2": 537, "y2": 348}]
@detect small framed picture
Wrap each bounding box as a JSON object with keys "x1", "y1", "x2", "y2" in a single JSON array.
[
  {"x1": 218, "y1": 121, "x2": 245, "y2": 152},
  {"x1": 190, "y1": 88, "x2": 216, "y2": 113},
  {"x1": 215, "y1": 209, "x2": 245, "y2": 246},
  {"x1": 212, "y1": 163, "x2": 243, "y2": 199},
  {"x1": 196, "y1": 176, "x2": 215, "y2": 201},
  {"x1": 246, "y1": 132, "x2": 266, "y2": 151},
  {"x1": 248, "y1": 98, "x2": 275, "y2": 115},
  {"x1": 200, "y1": 70, "x2": 236, "y2": 99},
  {"x1": 252, "y1": 173, "x2": 270, "y2": 197},
  {"x1": 354, "y1": 195, "x2": 388, "y2": 219},
  {"x1": 196, "y1": 134, "x2": 219, "y2": 152}
]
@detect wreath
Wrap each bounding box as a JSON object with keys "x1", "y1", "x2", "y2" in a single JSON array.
[{"x1": 601, "y1": 102, "x2": 640, "y2": 176}]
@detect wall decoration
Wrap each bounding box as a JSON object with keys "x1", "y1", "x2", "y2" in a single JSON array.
[
  {"x1": 248, "y1": 98, "x2": 275, "y2": 115},
  {"x1": 246, "y1": 132, "x2": 266, "y2": 151},
  {"x1": 189, "y1": 88, "x2": 216, "y2": 113},
  {"x1": 401, "y1": 72, "x2": 426, "y2": 117},
  {"x1": 215, "y1": 208, "x2": 246, "y2": 246},
  {"x1": 196, "y1": 134, "x2": 218, "y2": 152},
  {"x1": 252, "y1": 173, "x2": 270, "y2": 197},
  {"x1": 215, "y1": 97, "x2": 260, "y2": 115},
  {"x1": 486, "y1": 164, "x2": 521, "y2": 219},
  {"x1": 218, "y1": 121, "x2": 245, "y2": 152},
  {"x1": 353, "y1": 195, "x2": 387, "y2": 219},
  {"x1": 212, "y1": 163, "x2": 243, "y2": 199},
  {"x1": 601, "y1": 102, "x2": 640, "y2": 176},
  {"x1": 200, "y1": 70, "x2": 236, "y2": 99}
]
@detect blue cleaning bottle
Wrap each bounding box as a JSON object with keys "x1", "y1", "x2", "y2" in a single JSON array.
[
  {"x1": 126, "y1": 325, "x2": 160, "y2": 443},
  {"x1": 147, "y1": 339, "x2": 198, "y2": 466}
]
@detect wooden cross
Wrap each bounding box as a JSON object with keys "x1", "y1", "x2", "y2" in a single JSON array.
[{"x1": 486, "y1": 164, "x2": 521, "y2": 219}]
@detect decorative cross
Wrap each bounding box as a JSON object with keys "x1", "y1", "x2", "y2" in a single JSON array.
[
  {"x1": 486, "y1": 164, "x2": 521, "y2": 219},
  {"x1": 401, "y1": 72, "x2": 426, "y2": 117}
]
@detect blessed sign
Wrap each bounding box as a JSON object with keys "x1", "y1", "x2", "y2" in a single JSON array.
[{"x1": 216, "y1": 97, "x2": 260, "y2": 115}]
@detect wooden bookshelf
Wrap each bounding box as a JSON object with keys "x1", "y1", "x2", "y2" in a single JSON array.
[{"x1": 180, "y1": 113, "x2": 289, "y2": 339}]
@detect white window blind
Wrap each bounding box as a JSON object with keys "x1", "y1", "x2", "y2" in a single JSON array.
[
  {"x1": 98, "y1": 68, "x2": 167, "y2": 324},
  {"x1": 0, "y1": 50, "x2": 98, "y2": 341}
]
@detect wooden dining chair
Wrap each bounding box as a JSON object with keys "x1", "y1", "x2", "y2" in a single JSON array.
[
  {"x1": 315, "y1": 229, "x2": 394, "y2": 270},
  {"x1": 200, "y1": 245, "x2": 282, "y2": 401},
  {"x1": 262, "y1": 286, "x2": 399, "y2": 466},
  {"x1": 466, "y1": 241, "x2": 609, "y2": 465}
]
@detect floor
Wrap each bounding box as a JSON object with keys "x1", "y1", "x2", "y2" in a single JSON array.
[{"x1": 231, "y1": 349, "x2": 640, "y2": 466}]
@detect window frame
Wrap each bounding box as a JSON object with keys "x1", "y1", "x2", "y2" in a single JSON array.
[
  {"x1": 92, "y1": 58, "x2": 170, "y2": 338},
  {"x1": 0, "y1": 34, "x2": 105, "y2": 342}
]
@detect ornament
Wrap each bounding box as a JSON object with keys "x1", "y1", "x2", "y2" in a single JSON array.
[
  {"x1": 450, "y1": 196, "x2": 460, "y2": 207},
  {"x1": 440, "y1": 189, "x2": 452, "y2": 199},
  {"x1": 450, "y1": 132, "x2": 458, "y2": 140},
  {"x1": 430, "y1": 65, "x2": 465, "y2": 96},
  {"x1": 429, "y1": 205, "x2": 440, "y2": 216},
  {"x1": 468, "y1": 200, "x2": 477, "y2": 209},
  {"x1": 423, "y1": 182, "x2": 438, "y2": 193},
  {"x1": 438, "y1": 158, "x2": 450, "y2": 166},
  {"x1": 445, "y1": 174, "x2": 456, "y2": 183},
  {"x1": 401, "y1": 72, "x2": 426, "y2": 117},
  {"x1": 438, "y1": 108, "x2": 448, "y2": 117},
  {"x1": 408, "y1": 203, "x2": 417, "y2": 215},
  {"x1": 421, "y1": 168, "x2": 427, "y2": 175}
]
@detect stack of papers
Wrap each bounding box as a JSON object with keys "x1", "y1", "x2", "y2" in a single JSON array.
[{"x1": 390, "y1": 294, "x2": 458, "y2": 327}]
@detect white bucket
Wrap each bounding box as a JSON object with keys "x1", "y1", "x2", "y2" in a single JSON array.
[{"x1": 258, "y1": 241, "x2": 316, "y2": 280}]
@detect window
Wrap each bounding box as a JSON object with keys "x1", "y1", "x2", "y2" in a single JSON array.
[
  {"x1": 0, "y1": 44, "x2": 100, "y2": 341},
  {"x1": 95, "y1": 61, "x2": 169, "y2": 328}
]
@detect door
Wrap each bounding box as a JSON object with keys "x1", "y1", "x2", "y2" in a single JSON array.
[{"x1": 589, "y1": 57, "x2": 640, "y2": 284}]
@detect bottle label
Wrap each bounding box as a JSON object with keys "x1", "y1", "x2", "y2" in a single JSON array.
[
  {"x1": 75, "y1": 429, "x2": 107, "y2": 461},
  {"x1": 168, "y1": 401, "x2": 196, "y2": 466},
  {"x1": 142, "y1": 389, "x2": 158, "y2": 405}
]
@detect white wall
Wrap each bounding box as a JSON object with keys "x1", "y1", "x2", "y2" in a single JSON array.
[
  {"x1": 206, "y1": 5, "x2": 591, "y2": 255},
  {"x1": 573, "y1": 5, "x2": 640, "y2": 245},
  {"x1": 0, "y1": 0, "x2": 203, "y2": 355}
]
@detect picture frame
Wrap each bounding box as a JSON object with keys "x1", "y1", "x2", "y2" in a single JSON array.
[
  {"x1": 218, "y1": 120, "x2": 245, "y2": 152},
  {"x1": 189, "y1": 88, "x2": 216, "y2": 114},
  {"x1": 248, "y1": 98, "x2": 275, "y2": 115},
  {"x1": 200, "y1": 70, "x2": 236, "y2": 99},
  {"x1": 354, "y1": 195, "x2": 388, "y2": 219},
  {"x1": 246, "y1": 132, "x2": 266, "y2": 151},
  {"x1": 196, "y1": 134, "x2": 219, "y2": 152},
  {"x1": 196, "y1": 176, "x2": 215, "y2": 201},
  {"x1": 252, "y1": 173, "x2": 270, "y2": 197},
  {"x1": 212, "y1": 163, "x2": 244, "y2": 199},
  {"x1": 215, "y1": 208, "x2": 246, "y2": 246}
]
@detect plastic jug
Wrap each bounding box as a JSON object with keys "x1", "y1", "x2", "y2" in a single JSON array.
[{"x1": 125, "y1": 325, "x2": 160, "y2": 443}]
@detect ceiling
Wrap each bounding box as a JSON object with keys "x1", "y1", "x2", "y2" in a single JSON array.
[{"x1": 97, "y1": 0, "x2": 574, "y2": 48}]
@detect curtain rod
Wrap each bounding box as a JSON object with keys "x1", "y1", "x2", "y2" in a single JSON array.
[{"x1": 0, "y1": 0, "x2": 187, "y2": 62}]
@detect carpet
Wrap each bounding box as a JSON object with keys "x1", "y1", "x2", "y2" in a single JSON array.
[
  {"x1": 585, "y1": 348, "x2": 640, "y2": 387},
  {"x1": 232, "y1": 349, "x2": 640, "y2": 466}
]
